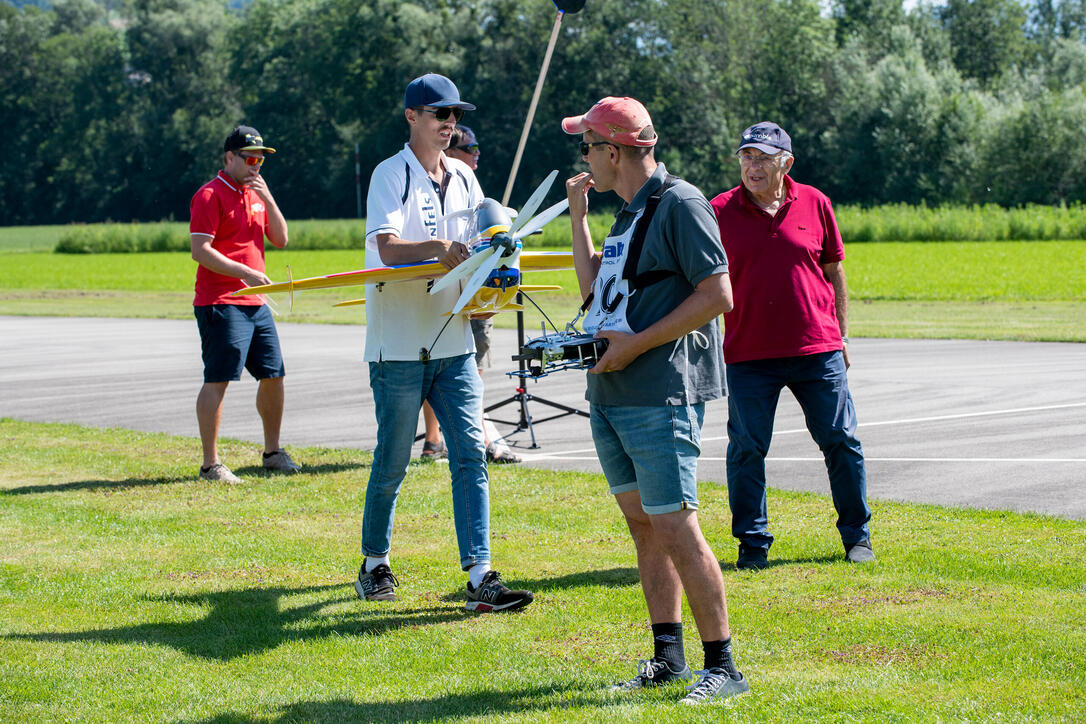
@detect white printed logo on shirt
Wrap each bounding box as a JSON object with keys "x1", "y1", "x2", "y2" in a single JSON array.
[{"x1": 583, "y1": 210, "x2": 644, "y2": 335}]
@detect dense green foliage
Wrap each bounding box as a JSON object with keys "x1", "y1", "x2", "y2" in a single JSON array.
[
  {"x1": 1, "y1": 420, "x2": 1084, "y2": 721},
  {"x1": 4, "y1": 0, "x2": 1086, "y2": 226}
]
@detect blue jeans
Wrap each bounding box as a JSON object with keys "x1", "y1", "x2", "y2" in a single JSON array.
[
  {"x1": 726, "y1": 351, "x2": 871, "y2": 550},
  {"x1": 362, "y1": 353, "x2": 489, "y2": 570},
  {"x1": 590, "y1": 403, "x2": 705, "y2": 515}
]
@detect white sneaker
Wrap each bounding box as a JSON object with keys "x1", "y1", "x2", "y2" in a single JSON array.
[{"x1": 200, "y1": 463, "x2": 242, "y2": 483}]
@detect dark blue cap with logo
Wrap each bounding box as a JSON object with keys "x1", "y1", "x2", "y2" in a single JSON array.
[
  {"x1": 737, "y1": 122, "x2": 791, "y2": 155},
  {"x1": 404, "y1": 73, "x2": 476, "y2": 111}
]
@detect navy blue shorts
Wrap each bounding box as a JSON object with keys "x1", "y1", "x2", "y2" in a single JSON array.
[{"x1": 194, "y1": 304, "x2": 285, "y2": 383}]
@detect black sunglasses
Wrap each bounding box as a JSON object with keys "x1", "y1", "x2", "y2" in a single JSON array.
[
  {"x1": 579, "y1": 140, "x2": 614, "y2": 156},
  {"x1": 418, "y1": 107, "x2": 464, "y2": 123},
  {"x1": 456, "y1": 143, "x2": 480, "y2": 154}
]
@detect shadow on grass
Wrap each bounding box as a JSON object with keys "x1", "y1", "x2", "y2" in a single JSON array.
[
  {"x1": 721, "y1": 554, "x2": 842, "y2": 571},
  {"x1": 231, "y1": 460, "x2": 370, "y2": 477},
  {"x1": 438, "y1": 567, "x2": 641, "y2": 602},
  {"x1": 3, "y1": 583, "x2": 472, "y2": 661},
  {"x1": 0, "y1": 475, "x2": 192, "y2": 495},
  {"x1": 0, "y1": 461, "x2": 369, "y2": 496},
  {"x1": 188, "y1": 686, "x2": 600, "y2": 724}
]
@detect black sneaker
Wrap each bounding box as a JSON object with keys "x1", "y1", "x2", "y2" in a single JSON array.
[
  {"x1": 464, "y1": 570, "x2": 533, "y2": 612},
  {"x1": 680, "y1": 668, "x2": 750, "y2": 704},
  {"x1": 609, "y1": 658, "x2": 693, "y2": 691},
  {"x1": 845, "y1": 539, "x2": 876, "y2": 563},
  {"x1": 736, "y1": 544, "x2": 769, "y2": 570},
  {"x1": 354, "y1": 563, "x2": 398, "y2": 601}
]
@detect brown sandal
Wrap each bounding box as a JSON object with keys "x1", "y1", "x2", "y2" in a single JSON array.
[
  {"x1": 420, "y1": 440, "x2": 447, "y2": 461},
  {"x1": 486, "y1": 443, "x2": 521, "y2": 464}
]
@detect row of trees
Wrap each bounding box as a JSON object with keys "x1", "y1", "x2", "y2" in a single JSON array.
[{"x1": 4, "y1": 0, "x2": 1086, "y2": 225}]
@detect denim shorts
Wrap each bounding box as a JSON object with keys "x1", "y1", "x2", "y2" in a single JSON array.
[
  {"x1": 590, "y1": 403, "x2": 705, "y2": 515},
  {"x1": 194, "y1": 304, "x2": 285, "y2": 383}
]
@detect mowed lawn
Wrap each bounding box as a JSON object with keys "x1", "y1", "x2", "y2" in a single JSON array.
[
  {"x1": 2, "y1": 240, "x2": 1085, "y2": 341},
  {"x1": 1, "y1": 420, "x2": 1083, "y2": 722}
]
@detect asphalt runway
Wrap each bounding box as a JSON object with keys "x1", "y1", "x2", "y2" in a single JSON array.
[{"x1": 3, "y1": 316, "x2": 1084, "y2": 519}]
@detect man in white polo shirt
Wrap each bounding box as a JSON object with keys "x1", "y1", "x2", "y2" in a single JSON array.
[{"x1": 354, "y1": 73, "x2": 534, "y2": 613}]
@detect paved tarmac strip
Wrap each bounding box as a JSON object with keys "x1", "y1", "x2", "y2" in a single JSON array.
[{"x1": 2, "y1": 316, "x2": 1084, "y2": 519}]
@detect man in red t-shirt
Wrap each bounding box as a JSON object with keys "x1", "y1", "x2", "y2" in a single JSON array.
[
  {"x1": 190, "y1": 125, "x2": 300, "y2": 483},
  {"x1": 711, "y1": 122, "x2": 873, "y2": 569}
]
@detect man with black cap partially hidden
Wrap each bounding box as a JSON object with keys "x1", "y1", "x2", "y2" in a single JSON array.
[
  {"x1": 190, "y1": 125, "x2": 301, "y2": 484},
  {"x1": 711, "y1": 122, "x2": 874, "y2": 570},
  {"x1": 353, "y1": 73, "x2": 533, "y2": 613}
]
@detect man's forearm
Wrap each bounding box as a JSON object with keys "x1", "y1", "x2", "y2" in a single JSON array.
[{"x1": 630, "y1": 273, "x2": 732, "y2": 355}]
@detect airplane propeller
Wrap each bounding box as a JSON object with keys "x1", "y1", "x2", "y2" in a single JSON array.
[{"x1": 430, "y1": 169, "x2": 568, "y2": 313}]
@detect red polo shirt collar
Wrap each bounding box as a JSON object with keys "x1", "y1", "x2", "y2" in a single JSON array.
[{"x1": 738, "y1": 174, "x2": 797, "y2": 215}]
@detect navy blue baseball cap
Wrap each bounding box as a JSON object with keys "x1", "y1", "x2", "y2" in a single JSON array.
[
  {"x1": 404, "y1": 73, "x2": 476, "y2": 111},
  {"x1": 737, "y1": 122, "x2": 791, "y2": 155}
]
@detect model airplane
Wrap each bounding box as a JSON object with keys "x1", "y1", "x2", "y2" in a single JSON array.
[{"x1": 233, "y1": 171, "x2": 573, "y2": 316}]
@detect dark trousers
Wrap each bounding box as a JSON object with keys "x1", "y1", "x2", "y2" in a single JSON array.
[{"x1": 725, "y1": 350, "x2": 871, "y2": 550}]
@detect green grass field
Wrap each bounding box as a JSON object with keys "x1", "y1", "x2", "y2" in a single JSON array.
[
  {"x1": 1, "y1": 419, "x2": 1083, "y2": 722},
  {"x1": 2, "y1": 242, "x2": 1083, "y2": 340}
]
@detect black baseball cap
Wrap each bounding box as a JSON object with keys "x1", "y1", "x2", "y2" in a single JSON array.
[{"x1": 224, "y1": 125, "x2": 276, "y2": 154}]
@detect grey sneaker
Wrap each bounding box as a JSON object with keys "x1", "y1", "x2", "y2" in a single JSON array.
[
  {"x1": 200, "y1": 463, "x2": 241, "y2": 483},
  {"x1": 846, "y1": 539, "x2": 876, "y2": 563},
  {"x1": 263, "y1": 449, "x2": 301, "y2": 473},
  {"x1": 465, "y1": 570, "x2": 533, "y2": 612},
  {"x1": 680, "y1": 669, "x2": 750, "y2": 705},
  {"x1": 354, "y1": 563, "x2": 398, "y2": 601},
  {"x1": 609, "y1": 658, "x2": 693, "y2": 691}
]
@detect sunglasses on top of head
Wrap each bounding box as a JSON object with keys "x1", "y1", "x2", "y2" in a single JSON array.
[{"x1": 418, "y1": 106, "x2": 464, "y2": 123}]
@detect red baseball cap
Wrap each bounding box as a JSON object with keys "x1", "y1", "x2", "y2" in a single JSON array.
[{"x1": 561, "y1": 97, "x2": 657, "y2": 147}]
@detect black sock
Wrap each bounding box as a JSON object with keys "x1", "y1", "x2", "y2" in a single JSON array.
[
  {"x1": 651, "y1": 622, "x2": 686, "y2": 670},
  {"x1": 703, "y1": 637, "x2": 741, "y2": 678},
  {"x1": 262, "y1": 451, "x2": 276, "y2": 459}
]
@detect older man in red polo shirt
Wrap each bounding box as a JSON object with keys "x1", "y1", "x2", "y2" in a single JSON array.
[
  {"x1": 190, "y1": 125, "x2": 301, "y2": 483},
  {"x1": 711, "y1": 122, "x2": 873, "y2": 570}
]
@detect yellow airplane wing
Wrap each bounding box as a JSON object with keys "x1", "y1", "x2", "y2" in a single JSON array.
[
  {"x1": 234, "y1": 260, "x2": 448, "y2": 296},
  {"x1": 519, "y1": 251, "x2": 575, "y2": 272}
]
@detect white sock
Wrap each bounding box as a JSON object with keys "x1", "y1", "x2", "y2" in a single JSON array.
[
  {"x1": 365, "y1": 555, "x2": 390, "y2": 573},
  {"x1": 468, "y1": 562, "x2": 491, "y2": 589}
]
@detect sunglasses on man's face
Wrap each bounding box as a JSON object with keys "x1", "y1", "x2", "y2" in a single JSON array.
[
  {"x1": 418, "y1": 106, "x2": 464, "y2": 123},
  {"x1": 237, "y1": 153, "x2": 264, "y2": 167},
  {"x1": 579, "y1": 140, "x2": 614, "y2": 156},
  {"x1": 457, "y1": 143, "x2": 480, "y2": 154}
]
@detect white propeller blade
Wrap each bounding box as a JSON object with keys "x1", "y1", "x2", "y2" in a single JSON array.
[
  {"x1": 508, "y1": 170, "x2": 558, "y2": 235},
  {"x1": 429, "y1": 246, "x2": 498, "y2": 295},
  {"x1": 435, "y1": 208, "x2": 474, "y2": 225},
  {"x1": 512, "y1": 198, "x2": 570, "y2": 240},
  {"x1": 452, "y1": 248, "x2": 519, "y2": 314}
]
